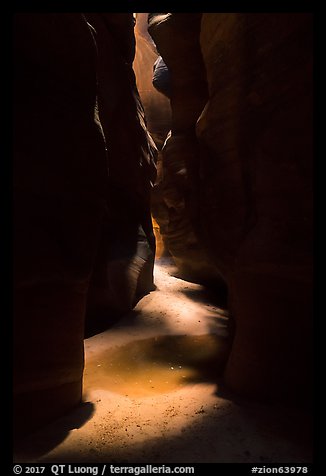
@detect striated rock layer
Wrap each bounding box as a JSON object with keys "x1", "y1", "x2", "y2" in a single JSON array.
[
  {"x1": 197, "y1": 13, "x2": 313, "y2": 403},
  {"x1": 133, "y1": 13, "x2": 171, "y2": 148},
  {"x1": 13, "y1": 13, "x2": 108, "y2": 436},
  {"x1": 84, "y1": 13, "x2": 157, "y2": 335},
  {"x1": 149, "y1": 12, "x2": 313, "y2": 404},
  {"x1": 148, "y1": 13, "x2": 225, "y2": 285},
  {"x1": 13, "y1": 13, "x2": 157, "y2": 436}
]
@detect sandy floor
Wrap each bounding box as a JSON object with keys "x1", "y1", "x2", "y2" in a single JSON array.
[{"x1": 14, "y1": 258, "x2": 313, "y2": 464}]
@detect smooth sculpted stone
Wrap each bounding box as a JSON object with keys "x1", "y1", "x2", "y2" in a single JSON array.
[
  {"x1": 84, "y1": 14, "x2": 158, "y2": 335},
  {"x1": 13, "y1": 13, "x2": 108, "y2": 437},
  {"x1": 148, "y1": 13, "x2": 225, "y2": 287},
  {"x1": 197, "y1": 13, "x2": 313, "y2": 403}
]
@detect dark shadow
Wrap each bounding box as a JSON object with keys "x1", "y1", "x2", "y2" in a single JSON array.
[
  {"x1": 213, "y1": 377, "x2": 313, "y2": 453},
  {"x1": 170, "y1": 268, "x2": 228, "y2": 294},
  {"x1": 110, "y1": 309, "x2": 143, "y2": 328},
  {"x1": 85, "y1": 308, "x2": 154, "y2": 338},
  {"x1": 84, "y1": 284, "x2": 157, "y2": 338},
  {"x1": 38, "y1": 395, "x2": 313, "y2": 464},
  {"x1": 180, "y1": 286, "x2": 228, "y2": 310},
  {"x1": 144, "y1": 334, "x2": 232, "y2": 381},
  {"x1": 155, "y1": 256, "x2": 229, "y2": 307},
  {"x1": 85, "y1": 295, "x2": 175, "y2": 340},
  {"x1": 133, "y1": 282, "x2": 157, "y2": 304},
  {"x1": 84, "y1": 308, "x2": 125, "y2": 338},
  {"x1": 214, "y1": 371, "x2": 314, "y2": 413},
  {"x1": 13, "y1": 401, "x2": 95, "y2": 462}
]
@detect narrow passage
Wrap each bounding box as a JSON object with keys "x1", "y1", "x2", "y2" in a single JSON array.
[{"x1": 14, "y1": 259, "x2": 312, "y2": 464}]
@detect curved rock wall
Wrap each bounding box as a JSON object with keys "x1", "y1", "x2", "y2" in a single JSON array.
[
  {"x1": 148, "y1": 13, "x2": 225, "y2": 285},
  {"x1": 13, "y1": 13, "x2": 313, "y2": 441},
  {"x1": 133, "y1": 13, "x2": 171, "y2": 147},
  {"x1": 198, "y1": 13, "x2": 313, "y2": 403},
  {"x1": 13, "y1": 13, "x2": 157, "y2": 436},
  {"x1": 149, "y1": 12, "x2": 313, "y2": 404},
  {"x1": 13, "y1": 13, "x2": 108, "y2": 436},
  {"x1": 83, "y1": 14, "x2": 157, "y2": 334}
]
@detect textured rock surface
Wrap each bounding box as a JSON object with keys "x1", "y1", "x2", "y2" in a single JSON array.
[
  {"x1": 149, "y1": 13, "x2": 208, "y2": 133},
  {"x1": 133, "y1": 13, "x2": 171, "y2": 147},
  {"x1": 149, "y1": 12, "x2": 313, "y2": 404},
  {"x1": 13, "y1": 13, "x2": 157, "y2": 436},
  {"x1": 13, "y1": 12, "x2": 313, "y2": 445},
  {"x1": 148, "y1": 13, "x2": 225, "y2": 285},
  {"x1": 81, "y1": 14, "x2": 157, "y2": 334},
  {"x1": 197, "y1": 13, "x2": 313, "y2": 402},
  {"x1": 13, "y1": 13, "x2": 108, "y2": 436}
]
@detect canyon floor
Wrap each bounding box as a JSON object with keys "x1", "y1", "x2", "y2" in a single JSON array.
[{"x1": 13, "y1": 258, "x2": 312, "y2": 464}]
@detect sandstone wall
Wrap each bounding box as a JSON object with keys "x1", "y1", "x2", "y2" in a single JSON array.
[
  {"x1": 133, "y1": 13, "x2": 171, "y2": 147},
  {"x1": 148, "y1": 13, "x2": 226, "y2": 285},
  {"x1": 13, "y1": 13, "x2": 157, "y2": 436},
  {"x1": 149, "y1": 12, "x2": 313, "y2": 404},
  {"x1": 84, "y1": 14, "x2": 157, "y2": 335}
]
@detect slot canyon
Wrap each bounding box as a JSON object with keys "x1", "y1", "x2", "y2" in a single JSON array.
[{"x1": 13, "y1": 13, "x2": 313, "y2": 464}]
